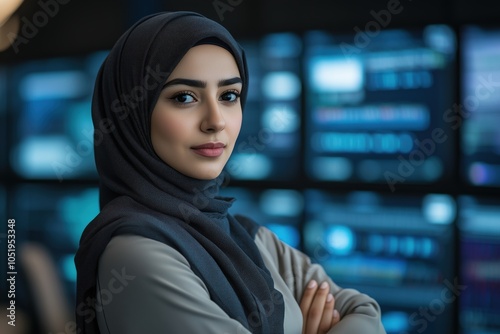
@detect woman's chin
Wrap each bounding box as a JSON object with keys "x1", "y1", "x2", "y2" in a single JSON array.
[{"x1": 183, "y1": 168, "x2": 224, "y2": 181}]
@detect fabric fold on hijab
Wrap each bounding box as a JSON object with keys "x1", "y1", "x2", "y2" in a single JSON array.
[{"x1": 74, "y1": 11, "x2": 284, "y2": 334}]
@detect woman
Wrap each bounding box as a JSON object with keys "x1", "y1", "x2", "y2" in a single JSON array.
[{"x1": 75, "y1": 11, "x2": 386, "y2": 334}]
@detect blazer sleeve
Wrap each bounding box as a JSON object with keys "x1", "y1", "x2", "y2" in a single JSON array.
[
  {"x1": 254, "y1": 226, "x2": 387, "y2": 334},
  {"x1": 95, "y1": 234, "x2": 251, "y2": 334}
]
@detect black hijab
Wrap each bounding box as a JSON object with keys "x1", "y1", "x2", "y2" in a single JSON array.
[{"x1": 74, "y1": 11, "x2": 285, "y2": 333}]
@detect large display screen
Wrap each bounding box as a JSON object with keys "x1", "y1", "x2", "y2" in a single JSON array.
[
  {"x1": 458, "y1": 196, "x2": 500, "y2": 334},
  {"x1": 302, "y1": 190, "x2": 457, "y2": 333},
  {"x1": 220, "y1": 187, "x2": 303, "y2": 249},
  {"x1": 226, "y1": 33, "x2": 303, "y2": 182},
  {"x1": 11, "y1": 185, "x2": 99, "y2": 304},
  {"x1": 460, "y1": 26, "x2": 500, "y2": 187},
  {"x1": 304, "y1": 25, "x2": 457, "y2": 189},
  {"x1": 8, "y1": 51, "x2": 108, "y2": 181}
]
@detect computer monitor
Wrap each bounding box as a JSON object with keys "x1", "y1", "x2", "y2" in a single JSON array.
[
  {"x1": 457, "y1": 195, "x2": 500, "y2": 334},
  {"x1": 226, "y1": 33, "x2": 303, "y2": 182},
  {"x1": 302, "y1": 190, "x2": 457, "y2": 334},
  {"x1": 460, "y1": 26, "x2": 500, "y2": 187},
  {"x1": 8, "y1": 51, "x2": 108, "y2": 181},
  {"x1": 220, "y1": 187, "x2": 303, "y2": 249},
  {"x1": 303, "y1": 25, "x2": 457, "y2": 190}
]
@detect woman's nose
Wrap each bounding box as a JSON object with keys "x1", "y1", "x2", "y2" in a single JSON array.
[{"x1": 200, "y1": 98, "x2": 225, "y2": 133}]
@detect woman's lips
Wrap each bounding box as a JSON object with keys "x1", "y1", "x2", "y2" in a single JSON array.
[{"x1": 191, "y1": 142, "x2": 225, "y2": 157}]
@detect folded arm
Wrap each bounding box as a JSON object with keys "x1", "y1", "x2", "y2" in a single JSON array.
[{"x1": 255, "y1": 227, "x2": 386, "y2": 334}]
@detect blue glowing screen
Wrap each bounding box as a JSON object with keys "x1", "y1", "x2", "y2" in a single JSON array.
[
  {"x1": 461, "y1": 26, "x2": 500, "y2": 187},
  {"x1": 226, "y1": 33, "x2": 303, "y2": 181},
  {"x1": 304, "y1": 26, "x2": 456, "y2": 187},
  {"x1": 458, "y1": 196, "x2": 500, "y2": 334},
  {"x1": 303, "y1": 190, "x2": 456, "y2": 333},
  {"x1": 9, "y1": 51, "x2": 108, "y2": 180},
  {"x1": 220, "y1": 187, "x2": 303, "y2": 249},
  {"x1": 12, "y1": 185, "x2": 99, "y2": 302}
]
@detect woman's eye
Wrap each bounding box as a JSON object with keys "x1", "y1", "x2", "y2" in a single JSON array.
[
  {"x1": 220, "y1": 91, "x2": 240, "y2": 103},
  {"x1": 170, "y1": 93, "x2": 196, "y2": 104}
]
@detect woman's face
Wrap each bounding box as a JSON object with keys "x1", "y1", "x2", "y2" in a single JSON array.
[{"x1": 151, "y1": 44, "x2": 243, "y2": 180}]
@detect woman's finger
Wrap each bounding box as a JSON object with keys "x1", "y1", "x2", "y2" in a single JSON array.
[
  {"x1": 304, "y1": 281, "x2": 330, "y2": 333},
  {"x1": 331, "y1": 309, "x2": 340, "y2": 328},
  {"x1": 300, "y1": 280, "x2": 318, "y2": 333},
  {"x1": 317, "y1": 293, "x2": 335, "y2": 333},
  {"x1": 300, "y1": 280, "x2": 318, "y2": 313}
]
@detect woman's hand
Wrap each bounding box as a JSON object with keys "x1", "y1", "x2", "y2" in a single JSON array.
[{"x1": 300, "y1": 280, "x2": 340, "y2": 334}]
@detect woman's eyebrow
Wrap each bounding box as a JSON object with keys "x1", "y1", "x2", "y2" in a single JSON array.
[
  {"x1": 162, "y1": 78, "x2": 206, "y2": 89},
  {"x1": 162, "y1": 77, "x2": 242, "y2": 89},
  {"x1": 218, "y1": 77, "x2": 242, "y2": 87}
]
